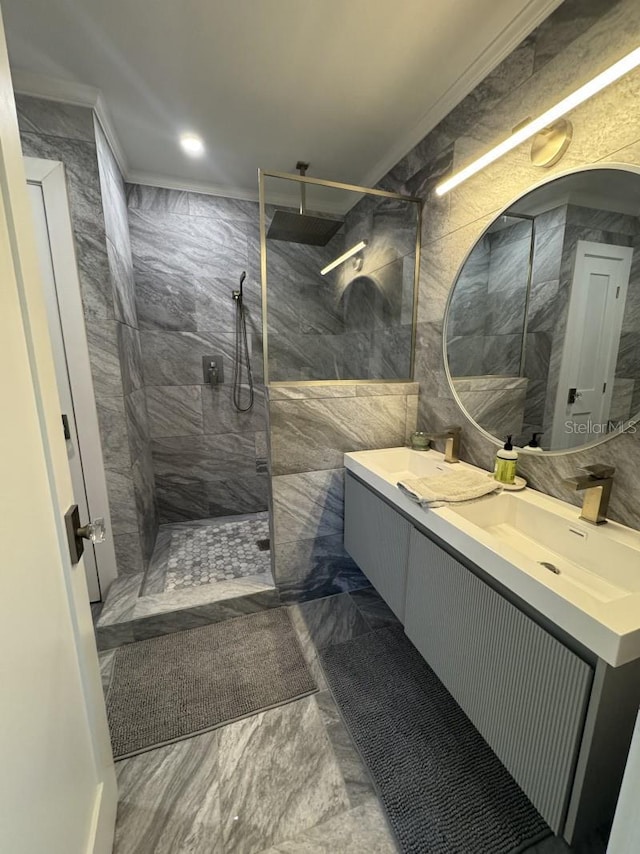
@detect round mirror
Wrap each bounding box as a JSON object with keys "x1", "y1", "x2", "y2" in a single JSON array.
[{"x1": 445, "y1": 165, "x2": 640, "y2": 453}]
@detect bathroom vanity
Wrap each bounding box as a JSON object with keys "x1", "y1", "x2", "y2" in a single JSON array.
[{"x1": 344, "y1": 447, "x2": 640, "y2": 844}]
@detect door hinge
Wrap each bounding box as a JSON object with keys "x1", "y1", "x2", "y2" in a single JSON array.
[
  {"x1": 616, "y1": 286, "x2": 620, "y2": 299},
  {"x1": 602, "y1": 382, "x2": 607, "y2": 394},
  {"x1": 62, "y1": 413, "x2": 71, "y2": 440}
]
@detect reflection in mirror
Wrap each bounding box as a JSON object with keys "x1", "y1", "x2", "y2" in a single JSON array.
[
  {"x1": 445, "y1": 167, "x2": 640, "y2": 452},
  {"x1": 261, "y1": 174, "x2": 419, "y2": 382}
]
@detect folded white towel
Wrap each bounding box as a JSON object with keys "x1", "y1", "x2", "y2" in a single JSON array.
[{"x1": 397, "y1": 469, "x2": 501, "y2": 507}]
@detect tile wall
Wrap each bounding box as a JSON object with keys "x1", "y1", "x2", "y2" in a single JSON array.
[
  {"x1": 16, "y1": 96, "x2": 158, "y2": 577},
  {"x1": 376, "y1": 0, "x2": 640, "y2": 530},
  {"x1": 126, "y1": 186, "x2": 269, "y2": 523},
  {"x1": 268, "y1": 381, "x2": 418, "y2": 601}
]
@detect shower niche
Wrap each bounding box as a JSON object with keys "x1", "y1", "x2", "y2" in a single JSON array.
[{"x1": 258, "y1": 169, "x2": 421, "y2": 383}]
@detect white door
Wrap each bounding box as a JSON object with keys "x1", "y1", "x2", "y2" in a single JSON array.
[
  {"x1": 27, "y1": 182, "x2": 103, "y2": 599},
  {"x1": 0, "y1": 9, "x2": 117, "y2": 853},
  {"x1": 551, "y1": 240, "x2": 633, "y2": 449}
]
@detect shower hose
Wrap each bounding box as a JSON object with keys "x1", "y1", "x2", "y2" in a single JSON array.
[{"x1": 232, "y1": 271, "x2": 254, "y2": 412}]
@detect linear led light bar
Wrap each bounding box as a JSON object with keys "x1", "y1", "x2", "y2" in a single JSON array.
[
  {"x1": 435, "y1": 46, "x2": 640, "y2": 197},
  {"x1": 320, "y1": 240, "x2": 368, "y2": 275}
]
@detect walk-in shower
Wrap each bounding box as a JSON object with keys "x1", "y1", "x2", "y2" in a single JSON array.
[{"x1": 258, "y1": 168, "x2": 422, "y2": 383}]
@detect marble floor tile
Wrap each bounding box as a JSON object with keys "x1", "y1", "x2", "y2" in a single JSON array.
[
  {"x1": 256, "y1": 798, "x2": 399, "y2": 853},
  {"x1": 349, "y1": 587, "x2": 402, "y2": 629},
  {"x1": 315, "y1": 691, "x2": 376, "y2": 809},
  {"x1": 133, "y1": 574, "x2": 276, "y2": 619},
  {"x1": 217, "y1": 696, "x2": 350, "y2": 854},
  {"x1": 295, "y1": 593, "x2": 371, "y2": 650},
  {"x1": 287, "y1": 605, "x2": 328, "y2": 692},
  {"x1": 97, "y1": 573, "x2": 143, "y2": 627},
  {"x1": 114, "y1": 730, "x2": 223, "y2": 854},
  {"x1": 98, "y1": 649, "x2": 116, "y2": 695}
]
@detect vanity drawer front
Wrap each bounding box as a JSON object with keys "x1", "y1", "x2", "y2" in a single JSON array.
[
  {"x1": 344, "y1": 474, "x2": 410, "y2": 622},
  {"x1": 405, "y1": 527, "x2": 593, "y2": 833}
]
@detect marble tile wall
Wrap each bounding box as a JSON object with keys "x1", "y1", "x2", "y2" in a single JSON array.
[
  {"x1": 16, "y1": 95, "x2": 157, "y2": 578},
  {"x1": 127, "y1": 186, "x2": 268, "y2": 523},
  {"x1": 375, "y1": 0, "x2": 640, "y2": 530},
  {"x1": 267, "y1": 381, "x2": 419, "y2": 601}
]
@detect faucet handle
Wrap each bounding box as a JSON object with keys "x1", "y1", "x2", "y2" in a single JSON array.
[{"x1": 581, "y1": 464, "x2": 615, "y2": 479}]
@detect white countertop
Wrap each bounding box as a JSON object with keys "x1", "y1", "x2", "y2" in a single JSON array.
[{"x1": 345, "y1": 447, "x2": 640, "y2": 667}]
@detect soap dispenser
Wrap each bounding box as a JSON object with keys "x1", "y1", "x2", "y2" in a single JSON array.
[
  {"x1": 525, "y1": 432, "x2": 544, "y2": 453},
  {"x1": 494, "y1": 436, "x2": 518, "y2": 484}
]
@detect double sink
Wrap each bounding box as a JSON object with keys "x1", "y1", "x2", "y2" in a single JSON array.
[{"x1": 344, "y1": 447, "x2": 640, "y2": 666}]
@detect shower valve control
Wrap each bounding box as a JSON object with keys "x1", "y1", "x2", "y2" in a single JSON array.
[{"x1": 203, "y1": 355, "x2": 224, "y2": 385}]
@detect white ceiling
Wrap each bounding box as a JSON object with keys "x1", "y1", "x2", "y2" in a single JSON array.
[{"x1": 2, "y1": 0, "x2": 562, "y2": 200}]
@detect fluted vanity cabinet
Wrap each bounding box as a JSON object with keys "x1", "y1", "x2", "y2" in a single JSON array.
[
  {"x1": 344, "y1": 473, "x2": 410, "y2": 622},
  {"x1": 405, "y1": 527, "x2": 592, "y2": 833}
]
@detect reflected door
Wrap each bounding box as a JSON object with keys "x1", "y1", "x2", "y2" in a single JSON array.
[{"x1": 552, "y1": 240, "x2": 633, "y2": 449}]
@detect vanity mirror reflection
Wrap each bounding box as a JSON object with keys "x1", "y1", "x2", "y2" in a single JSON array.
[{"x1": 445, "y1": 166, "x2": 640, "y2": 452}]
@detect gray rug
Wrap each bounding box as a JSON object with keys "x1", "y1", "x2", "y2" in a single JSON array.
[
  {"x1": 107, "y1": 608, "x2": 316, "y2": 759},
  {"x1": 320, "y1": 627, "x2": 550, "y2": 854}
]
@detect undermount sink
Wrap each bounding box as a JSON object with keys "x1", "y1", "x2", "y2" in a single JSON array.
[{"x1": 448, "y1": 491, "x2": 640, "y2": 604}]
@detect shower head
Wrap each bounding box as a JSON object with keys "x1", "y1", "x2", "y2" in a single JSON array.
[{"x1": 266, "y1": 161, "x2": 343, "y2": 246}]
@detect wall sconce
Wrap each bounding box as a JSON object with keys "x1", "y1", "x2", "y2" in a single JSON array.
[
  {"x1": 321, "y1": 240, "x2": 368, "y2": 275},
  {"x1": 435, "y1": 46, "x2": 640, "y2": 196}
]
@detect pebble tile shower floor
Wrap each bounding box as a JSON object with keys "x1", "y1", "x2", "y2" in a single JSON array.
[{"x1": 165, "y1": 516, "x2": 271, "y2": 590}]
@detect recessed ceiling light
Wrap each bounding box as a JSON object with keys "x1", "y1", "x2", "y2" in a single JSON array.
[{"x1": 179, "y1": 133, "x2": 205, "y2": 157}]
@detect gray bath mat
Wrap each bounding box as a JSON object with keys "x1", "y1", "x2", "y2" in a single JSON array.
[
  {"x1": 107, "y1": 607, "x2": 316, "y2": 759},
  {"x1": 320, "y1": 627, "x2": 550, "y2": 854}
]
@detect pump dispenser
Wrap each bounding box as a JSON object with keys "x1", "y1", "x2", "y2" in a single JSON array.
[
  {"x1": 525, "y1": 432, "x2": 544, "y2": 453},
  {"x1": 494, "y1": 435, "x2": 518, "y2": 484}
]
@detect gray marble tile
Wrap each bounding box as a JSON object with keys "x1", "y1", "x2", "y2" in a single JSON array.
[
  {"x1": 146, "y1": 385, "x2": 203, "y2": 438},
  {"x1": 314, "y1": 690, "x2": 377, "y2": 809},
  {"x1": 275, "y1": 533, "x2": 368, "y2": 603},
  {"x1": 287, "y1": 605, "x2": 328, "y2": 692},
  {"x1": 134, "y1": 263, "x2": 198, "y2": 332},
  {"x1": 105, "y1": 468, "x2": 139, "y2": 535},
  {"x1": 126, "y1": 183, "x2": 190, "y2": 213},
  {"x1": 128, "y1": 209, "x2": 249, "y2": 277},
  {"x1": 98, "y1": 649, "x2": 116, "y2": 695},
  {"x1": 107, "y1": 238, "x2": 138, "y2": 328},
  {"x1": 113, "y1": 532, "x2": 145, "y2": 577},
  {"x1": 117, "y1": 323, "x2": 144, "y2": 395},
  {"x1": 456, "y1": 387, "x2": 527, "y2": 438},
  {"x1": 188, "y1": 193, "x2": 258, "y2": 221},
  {"x1": 217, "y1": 696, "x2": 350, "y2": 854},
  {"x1": 256, "y1": 798, "x2": 399, "y2": 853},
  {"x1": 482, "y1": 334, "x2": 522, "y2": 376},
  {"x1": 525, "y1": 332, "x2": 552, "y2": 381},
  {"x1": 86, "y1": 319, "x2": 124, "y2": 398},
  {"x1": 201, "y1": 384, "x2": 266, "y2": 435},
  {"x1": 405, "y1": 395, "x2": 419, "y2": 443},
  {"x1": 268, "y1": 384, "x2": 357, "y2": 400},
  {"x1": 349, "y1": 587, "x2": 402, "y2": 629},
  {"x1": 151, "y1": 433, "x2": 257, "y2": 482},
  {"x1": 295, "y1": 593, "x2": 371, "y2": 650},
  {"x1": 140, "y1": 330, "x2": 236, "y2": 386},
  {"x1": 131, "y1": 589, "x2": 281, "y2": 643},
  {"x1": 272, "y1": 470, "x2": 344, "y2": 544},
  {"x1": 74, "y1": 231, "x2": 114, "y2": 322},
  {"x1": 269, "y1": 396, "x2": 407, "y2": 476},
  {"x1": 132, "y1": 448, "x2": 158, "y2": 561},
  {"x1": 206, "y1": 475, "x2": 269, "y2": 517},
  {"x1": 133, "y1": 573, "x2": 275, "y2": 619},
  {"x1": 95, "y1": 395, "x2": 131, "y2": 473},
  {"x1": 355, "y1": 382, "x2": 419, "y2": 397},
  {"x1": 124, "y1": 388, "x2": 151, "y2": 464},
  {"x1": 156, "y1": 479, "x2": 209, "y2": 524},
  {"x1": 97, "y1": 573, "x2": 144, "y2": 627},
  {"x1": 114, "y1": 730, "x2": 223, "y2": 854},
  {"x1": 19, "y1": 131, "x2": 102, "y2": 237},
  {"x1": 96, "y1": 622, "x2": 134, "y2": 652},
  {"x1": 15, "y1": 94, "x2": 95, "y2": 142},
  {"x1": 141, "y1": 527, "x2": 172, "y2": 595},
  {"x1": 195, "y1": 274, "x2": 261, "y2": 334}
]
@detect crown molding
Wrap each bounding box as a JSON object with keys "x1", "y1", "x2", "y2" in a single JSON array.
[
  {"x1": 358, "y1": 0, "x2": 565, "y2": 190},
  {"x1": 11, "y1": 68, "x2": 130, "y2": 179}
]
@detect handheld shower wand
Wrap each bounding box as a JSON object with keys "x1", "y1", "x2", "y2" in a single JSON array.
[{"x1": 232, "y1": 271, "x2": 254, "y2": 412}]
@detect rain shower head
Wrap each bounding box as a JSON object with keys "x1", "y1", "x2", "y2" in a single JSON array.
[{"x1": 266, "y1": 162, "x2": 343, "y2": 246}]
